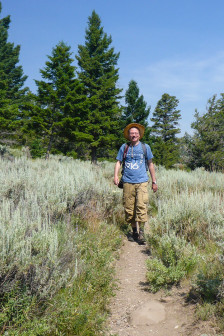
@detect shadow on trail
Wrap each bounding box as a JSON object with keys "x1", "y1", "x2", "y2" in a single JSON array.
[{"x1": 140, "y1": 247, "x2": 151, "y2": 256}]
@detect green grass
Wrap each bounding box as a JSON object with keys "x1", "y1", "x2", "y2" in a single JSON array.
[
  {"x1": 1, "y1": 220, "x2": 122, "y2": 336},
  {"x1": 6, "y1": 221, "x2": 122, "y2": 336}
]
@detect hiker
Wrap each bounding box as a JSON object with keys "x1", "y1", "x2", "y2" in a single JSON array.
[{"x1": 114, "y1": 123, "x2": 158, "y2": 244}]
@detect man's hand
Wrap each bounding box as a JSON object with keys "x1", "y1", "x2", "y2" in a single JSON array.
[
  {"x1": 114, "y1": 176, "x2": 119, "y2": 186},
  {"x1": 152, "y1": 183, "x2": 158, "y2": 193},
  {"x1": 148, "y1": 160, "x2": 158, "y2": 193}
]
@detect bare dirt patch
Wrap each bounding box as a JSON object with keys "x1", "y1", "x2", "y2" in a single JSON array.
[{"x1": 106, "y1": 236, "x2": 219, "y2": 336}]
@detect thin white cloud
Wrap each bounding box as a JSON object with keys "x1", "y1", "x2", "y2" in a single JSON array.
[
  {"x1": 120, "y1": 51, "x2": 224, "y2": 134},
  {"x1": 133, "y1": 51, "x2": 224, "y2": 104},
  {"x1": 136, "y1": 52, "x2": 224, "y2": 103}
]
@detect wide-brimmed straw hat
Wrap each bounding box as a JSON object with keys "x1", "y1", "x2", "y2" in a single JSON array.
[{"x1": 123, "y1": 123, "x2": 145, "y2": 140}]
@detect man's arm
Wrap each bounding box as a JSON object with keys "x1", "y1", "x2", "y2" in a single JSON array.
[
  {"x1": 114, "y1": 160, "x2": 122, "y2": 185},
  {"x1": 148, "y1": 159, "x2": 158, "y2": 192}
]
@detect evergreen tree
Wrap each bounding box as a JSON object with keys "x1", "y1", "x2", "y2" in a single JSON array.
[
  {"x1": 124, "y1": 80, "x2": 150, "y2": 126},
  {"x1": 178, "y1": 132, "x2": 194, "y2": 169},
  {"x1": 0, "y1": 2, "x2": 28, "y2": 144},
  {"x1": 76, "y1": 10, "x2": 122, "y2": 163},
  {"x1": 29, "y1": 41, "x2": 86, "y2": 158},
  {"x1": 151, "y1": 93, "x2": 181, "y2": 168},
  {"x1": 123, "y1": 79, "x2": 151, "y2": 142},
  {"x1": 190, "y1": 95, "x2": 224, "y2": 171}
]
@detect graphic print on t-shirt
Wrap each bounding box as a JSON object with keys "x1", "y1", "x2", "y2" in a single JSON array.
[{"x1": 125, "y1": 152, "x2": 144, "y2": 170}]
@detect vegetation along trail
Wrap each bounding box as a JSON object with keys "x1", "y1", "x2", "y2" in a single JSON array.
[{"x1": 107, "y1": 226, "x2": 219, "y2": 336}]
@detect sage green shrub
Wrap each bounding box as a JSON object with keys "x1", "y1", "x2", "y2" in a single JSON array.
[
  {"x1": 146, "y1": 233, "x2": 197, "y2": 292},
  {"x1": 148, "y1": 167, "x2": 223, "y2": 241},
  {"x1": 146, "y1": 166, "x2": 224, "y2": 330},
  {"x1": 6, "y1": 222, "x2": 122, "y2": 336},
  {"x1": 0, "y1": 155, "x2": 122, "y2": 334},
  {"x1": 190, "y1": 246, "x2": 224, "y2": 303}
]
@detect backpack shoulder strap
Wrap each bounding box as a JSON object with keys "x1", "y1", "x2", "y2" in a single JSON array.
[
  {"x1": 140, "y1": 142, "x2": 148, "y2": 171},
  {"x1": 141, "y1": 142, "x2": 147, "y2": 157},
  {"x1": 121, "y1": 143, "x2": 130, "y2": 175},
  {"x1": 123, "y1": 143, "x2": 130, "y2": 161}
]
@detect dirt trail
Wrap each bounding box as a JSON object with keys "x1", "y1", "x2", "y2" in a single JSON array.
[{"x1": 106, "y1": 234, "x2": 218, "y2": 336}]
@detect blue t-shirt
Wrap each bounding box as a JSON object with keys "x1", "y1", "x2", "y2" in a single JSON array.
[{"x1": 116, "y1": 142, "x2": 153, "y2": 183}]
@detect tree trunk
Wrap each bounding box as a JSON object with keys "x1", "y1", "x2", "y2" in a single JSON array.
[
  {"x1": 45, "y1": 131, "x2": 54, "y2": 160},
  {"x1": 91, "y1": 147, "x2": 97, "y2": 164}
]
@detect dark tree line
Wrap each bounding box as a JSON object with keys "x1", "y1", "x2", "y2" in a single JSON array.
[
  {"x1": 0, "y1": 2, "x2": 223, "y2": 171},
  {"x1": 181, "y1": 95, "x2": 224, "y2": 171}
]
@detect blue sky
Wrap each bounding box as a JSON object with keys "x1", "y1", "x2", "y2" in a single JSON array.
[{"x1": 2, "y1": 0, "x2": 224, "y2": 135}]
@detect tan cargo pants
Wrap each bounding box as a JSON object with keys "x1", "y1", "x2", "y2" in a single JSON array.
[{"x1": 123, "y1": 182, "x2": 149, "y2": 228}]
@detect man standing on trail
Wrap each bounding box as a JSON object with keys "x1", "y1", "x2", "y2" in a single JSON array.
[{"x1": 114, "y1": 123, "x2": 158, "y2": 244}]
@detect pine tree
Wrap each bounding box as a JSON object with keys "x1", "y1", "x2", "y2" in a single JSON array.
[
  {"x1": 189, "y1": 95, "x2": 224, "y2": 171},
  {"x1": 178, "y1": 132, "x2": 194, "y2": 169},
  {"x1": 0, "y1": 2, "x2": 28, "y2": 144},
  {"x1": 123, "y1": 79, "x2": 151, "y2": 142},
  {"x1": 29, "y1": 41, "x2": 86, "y2": 158},
  {"x1": 76, "y1": 11, "x2": 122, "y2": 163},
  {"x1": 151, "y1": 93, "x2": 181, "y2": 168}
]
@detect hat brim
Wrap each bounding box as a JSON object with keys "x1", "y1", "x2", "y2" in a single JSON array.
[{"x1": 123, "y1": 123, "x2": 145, "y2": 140}]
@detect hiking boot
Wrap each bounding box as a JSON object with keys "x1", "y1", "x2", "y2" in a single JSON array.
[
  {"x1": 127, "y1": 227, "x2": 139, "y2": 242},
  {"x1": 138, "y1": 228, "x2": 146, "y2": 245},
  {"x1": 133, "y1": 228, "x2": 139, "y2": 241}
]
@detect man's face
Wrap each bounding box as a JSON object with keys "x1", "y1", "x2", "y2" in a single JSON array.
[{"x1": 128, "y1": 127, "x2": 140, "y2": 142}]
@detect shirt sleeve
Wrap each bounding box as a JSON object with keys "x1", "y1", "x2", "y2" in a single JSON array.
[
  {"x1": 116, "y1": 144, "x2": 126, "y2": 161},
  {"x1": 146, "y1": 144, "x2": 153, "y2": 160}
]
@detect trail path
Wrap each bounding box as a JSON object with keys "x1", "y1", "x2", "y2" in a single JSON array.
[{"x1": 106, "y1": 234, "x2": 218, "y2": 336}]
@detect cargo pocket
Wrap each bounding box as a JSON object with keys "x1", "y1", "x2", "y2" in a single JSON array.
[
  {"x1": 138, "y1": 182, "x2": 149, "y2": 204},
  {"x1": 142, "y1": 189, "x2": 149, "y2": 204},
  {"x1": 123, "y1": 193, "x2": 135, "y2": 209}
]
